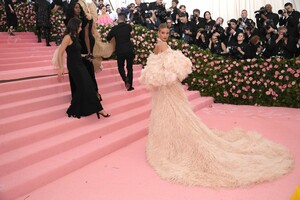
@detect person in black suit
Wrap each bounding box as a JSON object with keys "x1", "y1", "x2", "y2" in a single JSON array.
[{"x1": 107, "y1": 13, "x2": 135, "y2": 91}]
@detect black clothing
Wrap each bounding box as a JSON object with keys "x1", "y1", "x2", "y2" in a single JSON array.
[
  {"x1": 4, "y1": 0, "x2": 17, "y2": 28},
  {"x1": 148, "y1": 2, "x2": 167, "y2": 22},
  {"x1": 106, "y1": 22, "x2": 134, "y2": 55},
  {"x1": 107, "y1": 22, "x2": 134, "y2": 89},
  {"x1": 66, "y1": 37, "x2": 102, "y2": 118},
  {"x1": 168, "y1": 6, "x2": 179, "y2": 22},
  {"x1": 35, "y1": 0, "x2": 51, "y2": 28},
  {"x1": 224, "y1": 28, "x2": 243, "y2": 47},
  {"x1": 79, "y1": 18, "x2": 98, "y2": 92},
  {"x1": 257, "y1": 12, "x2": 279, "y2": 30},
  {"x1": 174, "y1": 21, "x2": 197, "y2": 44},
  {"x1": 279, "y1": 10, "x2": 300, "y2": 37}
]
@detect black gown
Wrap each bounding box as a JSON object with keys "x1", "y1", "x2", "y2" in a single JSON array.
[
  {"x1": 66, "y1": 36, "x2": 103, "y2": 118},
  {"x1": 79, "y1": 18, "x2": 98, "y2": 92}
]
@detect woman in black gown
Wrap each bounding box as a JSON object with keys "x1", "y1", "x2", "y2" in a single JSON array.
[
  {"x1": 66, "y1": 1, "x2": 100, "y2": 99},
  {"x1": 4, "y1": 0, "x2": 17, "y2": 35},
  {"x1": 56, "y1": 17, "x2": 110, "y2": 119}
]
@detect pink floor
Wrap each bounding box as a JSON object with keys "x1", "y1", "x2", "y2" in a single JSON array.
[{"x1": 1, "y1": 32, "x2": 299, "y2": 200}]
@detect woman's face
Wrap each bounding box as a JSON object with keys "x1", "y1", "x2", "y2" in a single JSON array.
[
  {"x1": 78, "y1": 23, "x2": 82, "y2": 33},
  {"x1": 158, "y1": 27, "x2": 170, "y2": 42},
  {"x1": 237, "y1": 33, "x2": 244, "y2": 41},
  {"x1": 205, "y1": 12, "x2": 211, "y2": 20},
  {"x1": 101, "y1": 6, "x2": 106, "y2": 13},
  {"x1": 74, "y1": 4, "x2": 81, "y2": 16}
]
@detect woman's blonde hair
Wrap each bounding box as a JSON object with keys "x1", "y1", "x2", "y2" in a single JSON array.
[{"x1": 158, "y1": 23, "x2": 169, "y2": 31}]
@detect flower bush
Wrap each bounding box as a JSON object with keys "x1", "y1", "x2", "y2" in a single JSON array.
[
  {"x1": 0, "y1": 3, "x2": 299, "y2": 108},
  {"x1": 0, "y1": 3, "x2": 7, "y2": 32},
  {"x1": 15, "y1": 2, "x2": 36, "y2": 32},
  {"x1": 50, "y1": 8, "x2": 66, "y2": 42}
]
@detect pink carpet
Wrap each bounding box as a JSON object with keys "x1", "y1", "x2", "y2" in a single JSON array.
[{"x1": 0, "y1": 32, "x2": 299, "y2": 200}]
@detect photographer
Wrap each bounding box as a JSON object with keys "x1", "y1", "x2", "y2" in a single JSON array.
[
  {"x1": 145, "y1": 10, "x2": 161, "y2": 31},
  {"x1": 237, "y1": 9, "x2": 252, "y2": 31},
  {"x1": 131, "y1": 5, "x2": 145, "y2": 25},
  {"x1": 195, "y1": 28, "x2": 208, "y2": 49},
  {"x1": 190, "y1": 9, "x2": 206, "y2": 30},
  {"x1": 248, "y1": 35, "x2": 266, "y2": 58},
  {"x1": 166, "y1": 17, "x2": 181, "y2": 39},
  {"x1": 228, "y1": 32, "x2": 250, "y2": 59},
  {"x1": 224, "y1": 19, "x2": 242, "y2": 47},
  {"x1": 149, "y1": 0, "x2": 167, "y2": 23},
  {"x1": 243, "y1": 19, "x2": 260, "y2": 44},
  {"x1": 209, "y1": 17, "x2": 225, "y2": 42},
  {"x1": 273, "y1": 26, "x2": 297, "y2": 58},
  {"x1": 255, "y1": 4, "x2": 279, "y2": 34},
  {"x1": 278, "y1": 2, "x2": 300, "y2": 37},
  {"x1": 166, "y1": 0, "x2": 180, "y2": 23},
  {"x1": 174, "y1": 12, "x2": 197, "y2": 44},
  {"x1": 208, "y1": 32, "x2": 227, "y2": 55}
]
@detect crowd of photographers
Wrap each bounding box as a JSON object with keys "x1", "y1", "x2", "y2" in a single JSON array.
[{"x1": 121, "y1": 0, "x2": 300, "y2": 59}]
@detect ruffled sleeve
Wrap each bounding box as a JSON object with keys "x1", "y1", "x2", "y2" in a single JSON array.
[{"x1": 139, "y1": 48, "x2": 192, "y2": 89}]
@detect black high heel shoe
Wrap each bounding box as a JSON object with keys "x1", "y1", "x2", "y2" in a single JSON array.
[{"x1": 96, "y1": 111, "x2": 111, "y2": 119}]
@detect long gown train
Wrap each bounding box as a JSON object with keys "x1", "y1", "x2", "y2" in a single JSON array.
[{"x1": 139, "y1": 47, "x2": 294, "y2": 187}]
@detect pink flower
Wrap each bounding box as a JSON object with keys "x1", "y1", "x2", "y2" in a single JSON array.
[
  {"x1": 266, "y1": 91, "x2": 271, "y2": 95},
  {"x1": 294, "y1": 73, "x2": 299, "y2": 78},
  {"x1": 242, "y1": 95, "x2": 247, "y2": 99},
  {"x1": 276, "y1": 57, "x2": 281, "y2": 62},
  {"x1": 223, "y1": 91, "x2": 229, "y2": 97},
  {"x1": 279, "y1": 75, "x2": 283, "y2": 80}
]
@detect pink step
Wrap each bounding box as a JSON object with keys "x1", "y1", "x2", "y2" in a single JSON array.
[
  {"x1": 0, "y1": 55, "x2": 54, "y2": 65},
  {"x1": 0, "y1": 71, "x2": 141, "y2": 104},
  {"x1": 0, "y1": 118, "x2": 149, "y2": 200}
]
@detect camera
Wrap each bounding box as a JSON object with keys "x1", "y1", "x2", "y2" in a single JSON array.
[
  {"x1": 228, "y1": 46, "x2": 238, "y2": 54},
  {"x1": 213, "y1": 24, "x2": 224, "y2": 34},
  {"x1": 244, "y1": 20, "x2": 255, "y2": 31},
  {"x1": 278, "y1": 9, "x2": 287, "y2": 15},
  {"x1": 283, "y1": 32, "x2": 289, "y2": 37},
  {"x1": 156, "y1": 7, "x2": 167, "y2": 18},
  {"x1": 144, "y1": 10, "x2": 152, "y2": 18},
  {"x1": 254, "y1": 7, "x2": 267, "y2": 19}
]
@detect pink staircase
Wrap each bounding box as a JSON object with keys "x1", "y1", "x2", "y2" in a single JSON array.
[{"x1": 0, "y1": 32, "x2": 214, "y2": 200}]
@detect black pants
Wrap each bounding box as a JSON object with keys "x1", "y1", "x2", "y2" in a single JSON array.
[{"x1": 117, "y1": 52, "x2": 134, "y2": 87}]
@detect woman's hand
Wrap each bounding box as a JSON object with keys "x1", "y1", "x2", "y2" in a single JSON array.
[{"x1": 57, "y1": 67, "x2": 64, "y2": 81}]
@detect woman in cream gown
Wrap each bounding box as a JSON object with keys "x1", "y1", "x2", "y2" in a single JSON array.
[{"x1": 139, "y1": 23, "x2": 294, "y2": 187}]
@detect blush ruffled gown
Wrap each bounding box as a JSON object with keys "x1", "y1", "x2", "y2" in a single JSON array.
[{"x1": 139, "y1": 47, "x2": 294, "y2": 187}]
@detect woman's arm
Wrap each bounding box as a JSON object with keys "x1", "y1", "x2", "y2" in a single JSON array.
[
  {"x1": 57, "y1": 35, "x2": 71, "y2": 77},
  {"x1": 84, "y1": 23, "x2": 91, "y2": 54}
]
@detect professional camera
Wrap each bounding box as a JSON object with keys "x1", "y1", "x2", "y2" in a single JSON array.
[
  {"x1": 283, "y1": 32, "x2": 289, "y2": 37},
  {"x1": 278, "y1": 9, "x2": 287, "y2": 15},
  {"x1": 155, "y1": 5, "x2": 167, "y2": 19},
  {"x1": 213, "y1": 24, "x2": 224, "y2": 34},
  {"x1": 254, "y1": 7, "x2": 267, "y2": 19},
  {"x1": 144, "y1": 10, "x2": 152, "y2": 18},
  {"x1": 244, "y1": 19, "x2": 255, "y2": 31}
]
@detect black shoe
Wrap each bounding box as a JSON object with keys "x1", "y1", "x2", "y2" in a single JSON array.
[
  {"x1": 125, "y1": 82, "x2": 130, "y2": 90},
  {"x1": 97, "y1": 111, "x2": 111, "y2": 119},
  {"x1": 46, "y1": 43, "x2": 51, "y2": 46},
  {"x1": 127, "y1": 87, "x2": 134, "y2": 91}
]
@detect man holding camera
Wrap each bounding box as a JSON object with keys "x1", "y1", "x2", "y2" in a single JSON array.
[
  {"x1": 279, "y1": 2, "x2": 300, "y2": 38},
  {"x1": 175, "y1": 12, "x2": 197, "y2": 44},
  {"x1": 256, "y1": 4, "x2": 279, "y2": 34},
  {"x1": 148, "y1": 0, "x2": 167, "y2": 23}
]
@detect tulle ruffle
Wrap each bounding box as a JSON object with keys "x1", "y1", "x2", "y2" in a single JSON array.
[{"x1": 139, "y1": 48, "x2": 192, "y2": 89}]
